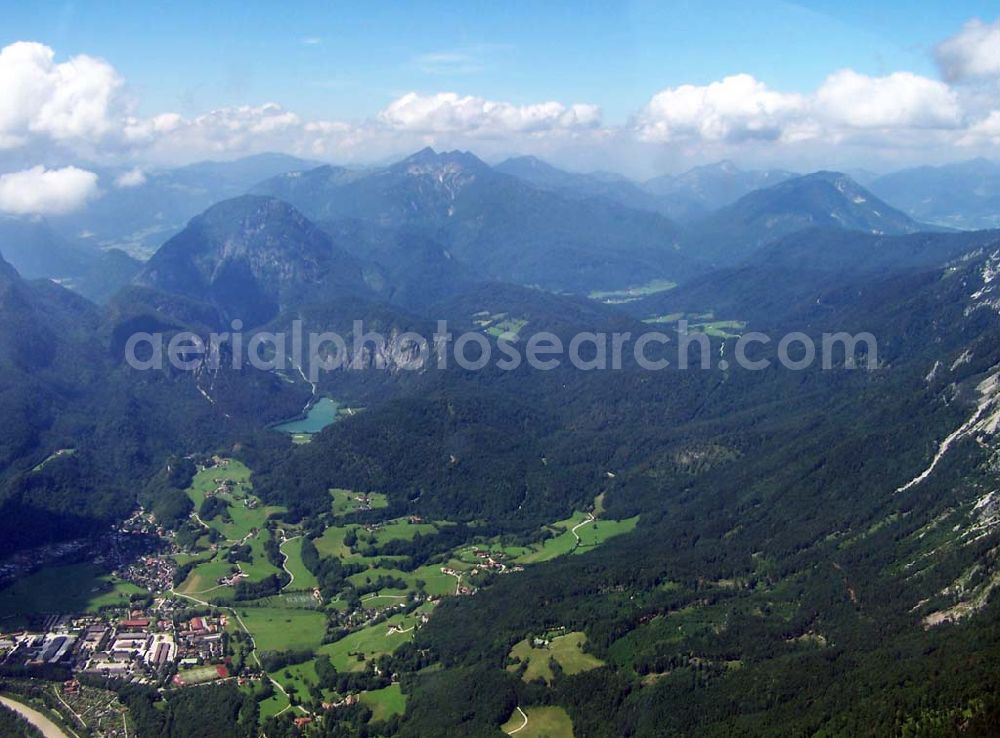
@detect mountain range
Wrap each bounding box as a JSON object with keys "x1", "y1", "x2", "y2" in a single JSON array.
[
  {"x1": 869, "y1": 157, "x2": 1000, "y2": 230},
  {"x1": 5, "y1": 148, "x2": 1000, "y2": 735}
]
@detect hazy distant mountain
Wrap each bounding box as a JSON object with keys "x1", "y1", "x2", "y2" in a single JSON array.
[
  {"x1": 256, "y1": 147, "x2": 693, "y2": 294},
  {"x1": 644, "y1": 160, "x2": 796, "y2": 218},
  {"x1": 869, "y1": 158, "x2": 1000, "y2": 230},
  {"x1": 631, "y1": 227, "x2": 1000, "y2": 326},
  {"x1": 49, "y1": 153, "x2": 320, "y2": 259},
  {"x1": 684, "y1": 171, "x2": 930, "y2": 264},
  {"x1": 135, "y1": 195, "x2": 373, "y2": 325},
  {"x1": 494, "y1": 155, "x2": 669, "y2": 213},
  {"x1": 0, "y1": 216, "x2": 141, "y2": 303}
]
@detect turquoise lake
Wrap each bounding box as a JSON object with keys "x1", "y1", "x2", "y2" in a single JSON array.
[{"x1": 272, "y1": 397, "x2": 341, "y2": 434}]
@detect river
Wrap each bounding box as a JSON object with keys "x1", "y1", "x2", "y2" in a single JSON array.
[{"x1": 0, "y1": 695, "x2": 71, "y2": 738}]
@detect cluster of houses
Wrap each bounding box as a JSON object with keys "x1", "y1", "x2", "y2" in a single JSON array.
[
  {"x1": 117, "y1": 553, "x2": 176, "y2": 593},
  {"x1": 175, "y1": 614, "x2": 226, "y2": 664},
  {"x1": 469, "y1": 548, "x2": 523, "y2": 575}
]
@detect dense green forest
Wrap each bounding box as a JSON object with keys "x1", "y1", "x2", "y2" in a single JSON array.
[{"x1": 3, "y1": 193, "x2": 1000, "y2": 735}]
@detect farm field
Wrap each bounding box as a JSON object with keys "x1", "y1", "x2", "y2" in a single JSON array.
[
  {"x1": 237, "y1": 607, "x2": 327, "y2": 653},
  {"x1": 280, "y1": 536, "x2": 319, "y2": 590},
  {"x1": 175, "y1": 552, "x2": 239, "y2": 597},
  {"x1": 574, "y1": 516, "x2": 640, "y2": 551},
  {"x1": 501, "y1": 705, "x2": 574, "y2": 737},
  {"x1": 472, "y1": 311, "x2": 529, "y2": 338},
  {"x1": 589, "y1": 278, "x2": 677, "y2": 303},
  {"x1": 185, "y1": 459, "x2": 286, "y2": 542},
  {"x1": 360, "y1": 683, "x2": 406, "y2": 721},
  {"x1": 257, "y1": 691, "x2": 291, "y2": 721},
  {"x1": 314, "y1": 524, "x2": 362, "y2": 560},
  {"x1": 269, "y1": 657, "x2": 328, "y2": 702},
  {"x1": 330, "y1": 488, "x2": 388, "y2": 516},
  {"x1": 318, "y1": 607, "x2": 430, "y2": 672},
  {"x1": 508, "y1": 631, "x2": 604, "y2": 683},
  {"x1": 515, "y1": 504, "x2": 639, "y2": 564}
]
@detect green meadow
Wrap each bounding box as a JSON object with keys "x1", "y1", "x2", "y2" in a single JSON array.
[
  {"x1": 361, "y1": 683, "x2": 406, "y2": 721},
  {"x1": 330, "y1": 488, "x2": 388, "y2": 516},
  {"x1": 237, "y1": 607, "x2": 327, "y2": 652},
  {"x1": 280, "y1": 536, "x2": 320, "y2": 590},
  {"x1": 507, "y1": 631, "x2": 604, "y2": 684},
  {"x1": 500, "y1": 706, "x2": 574, "y2": 738}
]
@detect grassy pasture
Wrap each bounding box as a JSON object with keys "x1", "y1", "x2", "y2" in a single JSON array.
[
  {"x1": 237, "y1": 607, "x2": 327, "y2": 653},
  {"x1": 508, "y1": 631, "x2": 603, "y2": 684},
  {"x1": 360, "y1": 683, "x2": 406, "y2": 721},
  {"x1": 318, "y1": 608, "x2": 429, "y2": 671},
  {"x1": 500, "y1": 706, "x2": 574, "y2": 737},
  {"x1": 330, "y1": 488, "x2": 388, "y2": 516},
  {"x1": 280, "y1": 536, "x2": 320, "y2": 590}
]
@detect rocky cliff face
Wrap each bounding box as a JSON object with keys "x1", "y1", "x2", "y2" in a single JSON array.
[{"x1": 136, "y1": 195, "x2": 374, "y2": 325}]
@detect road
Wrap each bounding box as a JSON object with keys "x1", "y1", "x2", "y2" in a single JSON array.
[
  {"x1": 0, "y1": 695, "x2": 72, "y2": 738},
  {"x1": 505, "y1": 706, "x2": 529, "y2": 735},
  {"x1": 169, "y1": 589, "x2": 310, "y2": 717},
  {"x1": 278, "y1": 534, "x2": 300, "y2": 591},
  {"x1": 570, "y1": 512, "x2": 596, "y2": 543}
]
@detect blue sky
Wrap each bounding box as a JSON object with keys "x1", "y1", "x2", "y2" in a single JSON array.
[
  {"x1": 2, "y1": 0, "x2": 994, "y2": 123},
  {"x1": 0, "y1": 0, "x2": 999, "y2": 199}
]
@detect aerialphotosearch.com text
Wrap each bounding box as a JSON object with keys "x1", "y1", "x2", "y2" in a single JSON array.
[{"x1": 124, "y1": 319, "x2": 878, "y2": 380}]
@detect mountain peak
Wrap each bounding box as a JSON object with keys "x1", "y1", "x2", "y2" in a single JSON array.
[
  {"x1": 498, "y1": 155, "x2": 553, "y2": 171},
  {"x1": 136, "y1": 195, "x2": 369, "y2": 325},
  {"x1": 702, "y1": 159, "x2": 739, "y2": 174},
  {"x1": 397, "y1": 147, "x2": 488, "y2": 173}
]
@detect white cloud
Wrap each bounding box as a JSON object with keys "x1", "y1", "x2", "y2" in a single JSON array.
[
  {"x1": 114, "y1": 167, "x2": 146, "y2": 188},
  {"x1": 961, "y1": 110, "x2": 1000, "y2": 145},
  {"x1": 634, "y1": 74, "x2": 808, "y2": 144},
  {"x1": 135, "y1": 103, "x2": 305, "y2": 158},
  {"x1": 936, "y1": 18, "x2": 1000, "y2": 82},
  {"x1": 377, "y1": 92, "x2": 601, "y2": 135},
  {"x1": 635, "y1": 71, "x2": 965, "y2": 149},
  {"x1": 2, "y1": 27, "x2": 999, "y2": 174},
  {"x1": 0, "y1": 165, "x2": 99, "y2": 215},
  {"x1": 815, "y1": 70, "x2": 962, "y2": 130},
  {"x1": 0, "y1": 41, "x2": 125, "y2": 149}
]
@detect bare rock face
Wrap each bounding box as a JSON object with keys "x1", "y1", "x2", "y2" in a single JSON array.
[{"x1": 136, "y1": 195, "x2": 373, "y2": 326}]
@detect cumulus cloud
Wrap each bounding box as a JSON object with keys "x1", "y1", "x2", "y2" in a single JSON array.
[
  {"x1": 377, "y1": 92, "x2": 601, "y2": 135},
  {"x1": 0, "y1": 41, "x2": 125, "y2": 149},
  {"x1": 635, "y1": 70, "x2": 966, "y2": 148},
  {"x1": 634, "y1": 74, "x2": 808, "y2": 144},
  {"x1": 961, "y1": 110, "x2": 1000, "y2": 145},
  {"x1": 114, "y1": 167, "x2": 147, "y2": 188},
  {"x1": 815, "y1": 70, "x2": 962, "y2": 129},
  {"x1": 0, "y1": 165, "x2": 99, "y2": 215},
  {"x1": 2, "y1": 26, "x2": 999, "y2": 173},
  {"x1": 936, "y1": 18, "x2": 1000, "y2": 82}
]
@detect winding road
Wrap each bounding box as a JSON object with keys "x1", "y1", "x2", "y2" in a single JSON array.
[
  {"x1": 278, "y1": 534, "x2": 300, "y2": 591},
  {"x1": 168, "y1": 589, "x2": 310, "y2": 717},
  {"x1": 505, "y1": 706, "x2": 529, "y2": 735},
  {"x1": 570, "y1": 513, "x2": 596, "y2": 543}
]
